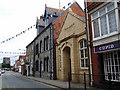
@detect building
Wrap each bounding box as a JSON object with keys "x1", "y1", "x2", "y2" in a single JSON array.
[
  {"x1": 53, "y1": 1, "x2": 87, "y2": 82},
  {"x1": 32, "y1": 1, "x2": 86, "y2": 81},
  {"x1": 33, "y1": 5, "x2": 62, "y2": 79},
  {"x1": 87, "y1": 1, "x2": 120, "y2": 88},
  {"x1": 3, "y1": 57, "x2": 10, "y2": 64},
  {"x1": 14, "y1": 59, "x2": 21, "y2": 72},
  {"x1": 19, "y1": 55, "x2": 26, "y2": 75},
  {"x1": 56, "y1": 10, "x2": 89, "y2": 83},
  {"x1": 26, "y1": 41, "x2": 34, "y2": 76}
]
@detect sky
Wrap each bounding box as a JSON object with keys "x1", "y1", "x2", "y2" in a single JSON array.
[{"x1": 0, "y1": 0, "x2": 84, "y2": 65}]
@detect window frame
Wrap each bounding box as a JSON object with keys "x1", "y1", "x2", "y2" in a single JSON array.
[
  {"x1": 79, "y1": 39, "x2": 88, "y2": 69},
  {"x1": 91, "y1": 2, "x2": 119, "y2": 41},
  {"x1": 104, "y1": 51, "x2": 120, "y2": 82}
]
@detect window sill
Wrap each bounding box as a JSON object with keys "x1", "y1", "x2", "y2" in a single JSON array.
[
  {"x1": 80, "y1": 67, "x2": 89, "y2": 69},
  {"x1": 93, "y1": 31, "x2": 118, "y2": 41}
]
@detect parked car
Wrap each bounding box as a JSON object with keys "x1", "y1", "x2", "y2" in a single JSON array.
[
  {"x1": 1, "y1": 69, "x2": 5, "y2": 73},
  {"x1": 0, "y1": 69, "x2": 1, "y2": 76}
]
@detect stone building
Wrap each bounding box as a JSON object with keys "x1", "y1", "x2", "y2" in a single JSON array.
[
  {"x1": 34, "y1": 5, "x2": 61, "y2": 79},
  {"x1": 56, "y1": 10, "x2": 89, "y2": 83},
  {"x1": 26, "y1": 40, "x2": 34, "y2": 76}
]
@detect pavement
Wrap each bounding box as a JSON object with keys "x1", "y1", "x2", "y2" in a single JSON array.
[{"x1": 13, "y1": 72, "x2": 104, "y2": 90}]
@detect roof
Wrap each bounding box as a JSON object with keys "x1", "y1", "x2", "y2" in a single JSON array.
[
  {"x1": 45, "y1": 6, "x2": 63, "y2": 16},
  {"x1": 19, "y1": 55, "x2": 26, "y2": 59},
  {"x1": 87, "y1": 2, "x2": 103, "y2": 12}
]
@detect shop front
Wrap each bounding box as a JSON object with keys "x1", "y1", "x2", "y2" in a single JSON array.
[{"x1": 94, "y1": 41, "x2": 120, "y2": 87}]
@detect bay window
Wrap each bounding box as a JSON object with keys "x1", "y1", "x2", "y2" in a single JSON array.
[{"x1": 92, "y1": 3, "x2": 118, "y2": 39}]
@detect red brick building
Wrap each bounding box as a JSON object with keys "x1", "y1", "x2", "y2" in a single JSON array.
[{"x1": 86, "y1": 2, "x2": 120, "y2": 89}]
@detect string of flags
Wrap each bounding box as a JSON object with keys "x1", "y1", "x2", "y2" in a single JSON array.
[
  {"x1": 62, "y1": 2, "x2": 71, "y2": 9},
  {"x1": 0, "y1": 51, "x2": 26, "y2": 54},
  {"x1": 42, "y1": 2, "x2": 72, "y2": 21},
  {"x1": 0, "y1": 24, "x2": 35, "y2": 44}
]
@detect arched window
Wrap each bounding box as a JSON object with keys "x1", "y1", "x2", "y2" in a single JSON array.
[
  {"x1": 36, "y1": 60, "x2": 39, "y2": 71},
  {"x1": 44, "y1": 57, "x2": 49, "y2": 72},
  {"x1": 46, "y1": 36, "x2": 49, "y2": 50},
  {"x1": 40, "y1": 40, "x2": 42, "y2": 53}
]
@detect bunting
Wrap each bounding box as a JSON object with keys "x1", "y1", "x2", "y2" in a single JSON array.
[
  {"x1": 0, "y1": 51, "x2": 26, "y2": 54},
  {"x1": 0, "y1": 24, "x2": 35, "y2": 44},
  {"x1": 62, "y1": 2, "x2": 72, "y2": 9}
]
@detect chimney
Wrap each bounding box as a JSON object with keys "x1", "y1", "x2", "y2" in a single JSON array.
[{"x1": 45, "y1": 4, "x2": 47, "y2": 8}]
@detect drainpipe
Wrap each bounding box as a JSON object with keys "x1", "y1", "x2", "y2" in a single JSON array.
[{"x1": 84, "y1": 1, "x2": 93, "y2": 86}]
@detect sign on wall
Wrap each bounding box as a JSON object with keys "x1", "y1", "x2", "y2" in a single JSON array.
[{"x1": 94, "y1": 41, "x2": 120, "y2": 53}]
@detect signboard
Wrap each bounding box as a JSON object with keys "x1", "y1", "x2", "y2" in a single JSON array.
[{"x1": 94, "y1": 41, "x2": 120, "y2": 53}]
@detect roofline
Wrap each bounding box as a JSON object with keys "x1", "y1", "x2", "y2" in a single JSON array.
[
  {"x1": 31, "y1": 23, "x2": 52, "y2": 44},
  {"x1": 52, "y1": 1, "x2": 84, "y2": 23}
]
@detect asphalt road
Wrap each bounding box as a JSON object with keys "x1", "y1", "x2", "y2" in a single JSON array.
[{"x1": 1, "y1": 71, "x2": 58, "y2": 90}]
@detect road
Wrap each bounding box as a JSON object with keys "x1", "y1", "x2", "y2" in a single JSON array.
[{"x1": 1, "y1": 71, "x2": 58, "y2": 90}]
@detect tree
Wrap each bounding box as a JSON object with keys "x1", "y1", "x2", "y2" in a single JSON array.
[{"x1": 2, "y1": 63, "x2": 10, "y2": 68}]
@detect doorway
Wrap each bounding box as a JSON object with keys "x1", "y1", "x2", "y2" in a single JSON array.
[{"x1": 63, "y1": 46, "x2": 71, "y2": 80}]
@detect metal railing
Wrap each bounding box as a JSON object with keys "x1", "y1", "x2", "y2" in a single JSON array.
[{"x1": 68, "y1": 72, "x2": 120, "y2": 90}]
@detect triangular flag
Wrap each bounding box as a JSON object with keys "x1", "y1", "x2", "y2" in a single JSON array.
[
  {"x1": 68, "y1": 2, "x2": 71, "y2": 6},
  {"x1": 63, "y1": 6, "x2": 65, "y2": 9}
]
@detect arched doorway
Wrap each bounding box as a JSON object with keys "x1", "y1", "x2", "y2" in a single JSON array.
[{"x1": 62, "y1": 46, "x2": 71, "y2": 81}]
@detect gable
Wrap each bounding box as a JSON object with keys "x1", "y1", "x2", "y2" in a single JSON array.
[{"x1": 57, "y1": 12, "x2": 85, "y2": 43}]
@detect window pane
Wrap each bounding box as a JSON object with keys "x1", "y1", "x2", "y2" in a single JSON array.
[
  {"x1": 100, "y1": 15, "x2": 108, "y2": 36},
  {"x1": 84, "y1": 40, "x2": 87, "y2": 47},
  {"x1": 108, "y1": 11, "x2": 117, "y2": 33},
  {"x1": 80, "y1": 50, "x2": 84, "y2": 58},
  {"x1": 92, "y1": 12, "x2": 98, "y2": 19},
  {"x1": 80, "y1": 41, "x2": 83, "y2": 48},
  {"x1": 85, "y1": 49, "x2": 88, "y2": 57},
  {"x1": 85, "y1": 59, "x2": 88, "y2": 67},
  {"x1": 81, "y1": 59, "x2": 84, "y2": 67},
  {"x1": 107, "y1": 3, "x2": 114, "y2": 11},
  {"x1": 99, "y1": 8, "x2": 106, "y2": 16},
  {"x1": 93, "y1": 19, "x2": 100, "y2": 38}
]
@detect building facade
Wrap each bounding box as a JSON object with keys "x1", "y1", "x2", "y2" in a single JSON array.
[
  {"x1": 33, "y1": 5, "x2": 61, "y2": 79},
  {"x1": 87, "y1": 2, "x2": 120, "y2": 88},
  {"x1": 19, "y1": 55, "x2": 26, "y2": 75},
  {"x1": 3, "y1": 57, "x2": 10, "y2": 64},
  {"x1": 26, "y1": 41, "x2": 34, "y2": 76},
  {"x1": 56, "y1": 10, "x2": 90, "y2": 83}
]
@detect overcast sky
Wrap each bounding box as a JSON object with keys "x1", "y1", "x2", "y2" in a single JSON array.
[{"x1": 0, "y1": 0, "x2": 84, "y2": 65}]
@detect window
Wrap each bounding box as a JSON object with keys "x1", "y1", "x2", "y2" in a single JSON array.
[
  {"x1": 92, "y1": 3, "x2": 118, "y2": 39},
  {"x1": 36, "y1": 60, "x2": 39, "y2": 71},
  {"x1": 46, "y1": 36, "x2": 49, "y2": 50},
  {"x1": 35, "y1": 44, "x2": 39, "y2": 55},
  {"x1": 44, "y1": 36, "x2": 49, "y2": 51},
  {"x1": 44, "y1": 38, "x2": 46, "y2": 51},
  {"x1": 40, "y1": 40, "x2": 42, "y2": 53},
  {"x1": 108, "y1": 11, "x2": 117, "y2": 33},
  {"x1": 93, "y1": 19, "x2": 100, "y2": 38},
  {"x1": 104, "y1": 51, "x2": 120, "y2": 82},
  {"x1": 80, "y1": 40, "x2": 88, "y2": 68},
  {"x1": 44, "y1": 57, "x2": 49, "y2": 72}
]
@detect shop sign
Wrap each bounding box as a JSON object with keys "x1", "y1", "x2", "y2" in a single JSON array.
[{"x1": 94, "y1": 41, "x2": 120, "y2": 53}]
